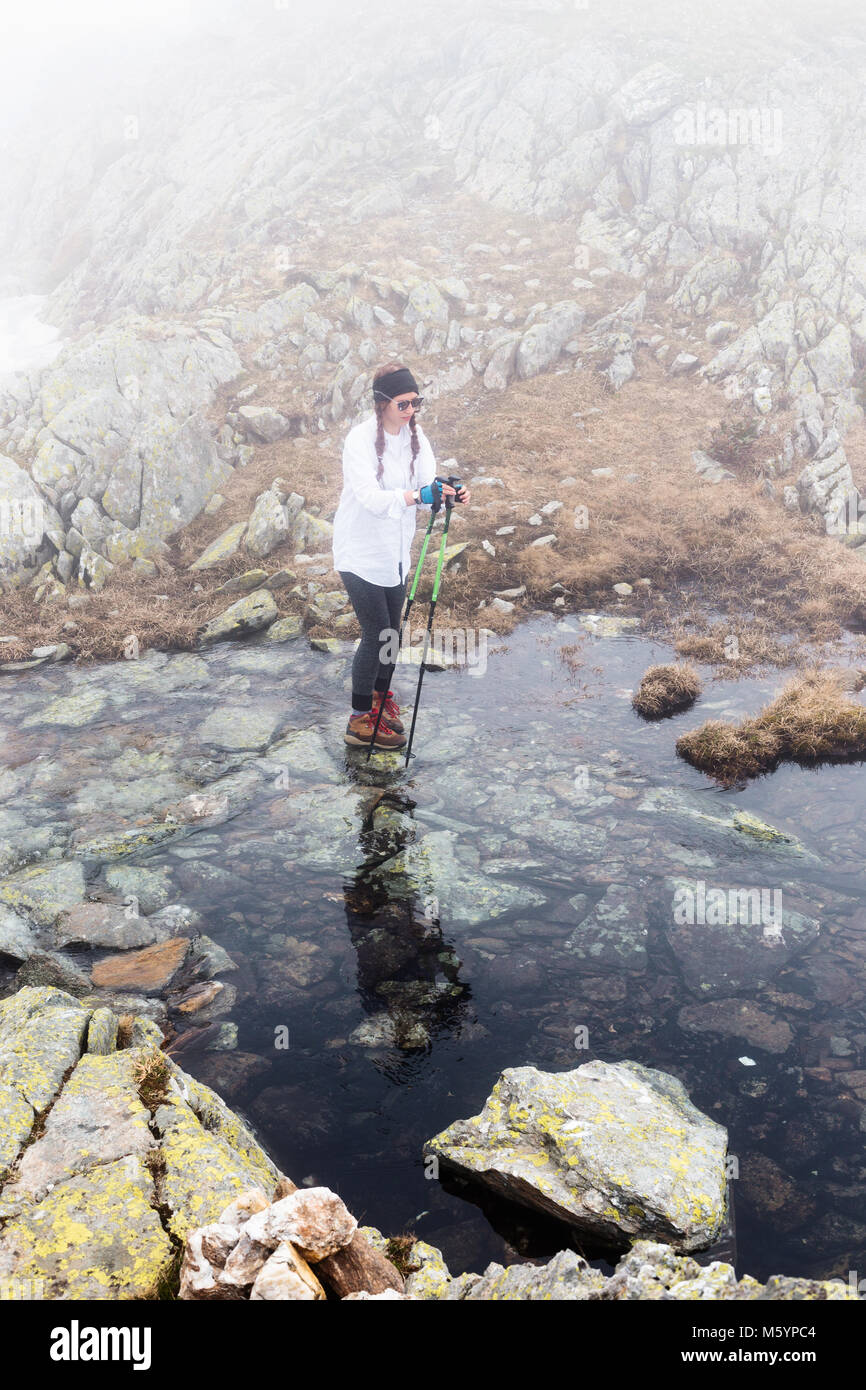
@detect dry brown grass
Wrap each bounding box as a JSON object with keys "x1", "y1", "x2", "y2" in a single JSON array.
[
  {"x1": 676, "y1": 668, "x2": 866, "y2": 783},
  {"x1": 6, "y1": 363, "x2": 866, "y2": 670},
  {"x1": 132, "y1": 1048, "x2": 172, "y2": 1111},
  {"x1": 632, "y1": 663, "x2": 701, "y2": 718}
]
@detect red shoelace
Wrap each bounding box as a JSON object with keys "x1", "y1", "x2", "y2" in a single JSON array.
[{"x1": 374, "y1": 689, "x2": 401, "y2": 719}]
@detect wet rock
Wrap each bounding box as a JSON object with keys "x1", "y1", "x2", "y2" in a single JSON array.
[
  {"x1": 564, "y1": 884, "x2": 648, "y2": 973},
  {"x1": 103, "y1": 866, "x2": 173, "y2": 915},
  {"x1": 16, "y1": 951, "x2": 91, "y2": 997},
  {"x1": 198, "y1": 703, "x2": 285, "y2": 752},
  {"x1": 678, "y1": 1000, "x2": 794, "y2": 1054},
  {"x1": 372, "y1": 830, "x2": 546, "y2": 926},
  {"x1": 663, "y1": 876, "x2": 820, "y2": 996},
  {"x1": 186, "y1": 1052, "x2": 270, "y2": 1101},
  {"x1": 737, "y1": 1153, "x2": 816, "y2": 1233},
  {"x1": 425, "y1": 1060, "x2": 728, "y2": 1252},
  {"x1": 481, "y1": 951, "x2": 546, "y2": 993},
  {"x1": 185, "y1": 934, "x2": 237, "y2": 979},
  {"x1": 90, "y1": 937, "x2": 191, "y2": 992},
  {"x1": 146, "y1": 903, "x2": 203, "y2": 937},
  {"x1": 638, "y1": 790, "x2": 821, "y2": 866},
  {"x1": 578, "y1": 613, "x2": 640, "y2": 637},
  {"x1": 52, "y1": 901, "x2": 166, "y2": 951},
  {"x1": 171, "y1": 980, "x2": 232, "y2": 1019},
  {"x1": 348, "y1": 1014, "x2": 400, "y2": 1048}
]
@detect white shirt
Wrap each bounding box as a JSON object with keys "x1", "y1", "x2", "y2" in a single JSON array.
[{"x1": 332, "y1": 413, "x2": 438, "y2": 587}]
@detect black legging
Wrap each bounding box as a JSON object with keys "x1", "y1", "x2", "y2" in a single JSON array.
[{"x1": 338, "y1": 569, "x2": 406, "y2": 712}]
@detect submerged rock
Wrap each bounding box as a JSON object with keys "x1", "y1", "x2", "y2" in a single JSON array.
[
  {"x1": 678, "y1": 1000, "x2": 794, "y2": 1054},
  {"x1": 372, "y1": 829, "x2": 546, "y2": 926},
  {"x1": 425, "y1": 1060, "x2": 728, "y2": 1253},
  {"x1": 563, "y1": 883, "x2": 648, "y2": 972},
  {"x1": 663, "y1": 876, "x2": 820, "y2": 996}
]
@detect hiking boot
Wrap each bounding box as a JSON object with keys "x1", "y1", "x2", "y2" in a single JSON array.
[
  {"x1": 371, "y1": 688, "x2": 404, "y2": 733},
  {"x1": 344, "y1": 711, "x2": 407, "y2": 750}
]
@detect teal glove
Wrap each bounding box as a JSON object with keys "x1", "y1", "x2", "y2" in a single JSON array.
[{"x1": 419, "y1": 480, "x2": 443, "y2": 506}]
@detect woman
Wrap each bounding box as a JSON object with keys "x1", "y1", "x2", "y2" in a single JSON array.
[{"x1": 332, "y1": 361, "x2": 470, "y2": 749}]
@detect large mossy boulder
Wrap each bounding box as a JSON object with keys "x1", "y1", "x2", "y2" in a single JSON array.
[{"x1": 425, "y1": 1060, "x2": 729, "y2": 1253}]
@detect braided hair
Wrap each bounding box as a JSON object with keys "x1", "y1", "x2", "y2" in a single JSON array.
[{"x1": 372, "y1": 360, "x2": 420, "y2": 486}]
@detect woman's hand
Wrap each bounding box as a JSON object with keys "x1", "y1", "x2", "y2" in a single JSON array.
[
  {"x1": 413, "y1": 480, "x2": 472, "y2": 507},
  {"x1": 439, "y1": 481, "x2": 471, "y2": 503}
]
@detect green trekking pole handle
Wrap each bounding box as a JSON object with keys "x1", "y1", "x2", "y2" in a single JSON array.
[
  {"x1": 364, "y1": 496, "x2": 440, "y2": 760},
  {"x1": 404, "y1": 476, "x2": 461, "y2": 765}
]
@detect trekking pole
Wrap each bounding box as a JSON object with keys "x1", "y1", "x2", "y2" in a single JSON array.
[
  {"x1": 364, "y1": 487, "x2": 443, "y2": 759},
  {"x1": 404, "y1": 475, "x2": 462, "y2": 766}
]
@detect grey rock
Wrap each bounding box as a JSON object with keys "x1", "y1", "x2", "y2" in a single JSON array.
[
  {"x1": 425, "y1": 1060, "x2": 728, "y2": 1252},
  {"x1": 236, "y1": 406, "x2": 290, "y2": 443},
  {"x1": 197, "y1": 590, "x2": 279, "y2": 646},
  {"x1": 564, "y1": 883, "x2": 648, "y2": 972},
  {"x1": 0, "y1": 906, "x2": 40, "y2": 962}
]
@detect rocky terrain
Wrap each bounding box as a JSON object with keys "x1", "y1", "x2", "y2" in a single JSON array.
[
  {"x1": 0, "y1": 989, "x2": 854, "y2": 1300},
  {"x1": 3, "y1": 0, "x2": 866, "y2": 668},
  {"x1": 3, "y1": 0, "x2": 866, "y2": 1306}
]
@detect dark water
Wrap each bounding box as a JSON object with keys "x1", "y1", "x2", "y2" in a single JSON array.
[{"x1": 5, "y1": 614, "x2": 866, "y2": 1282}]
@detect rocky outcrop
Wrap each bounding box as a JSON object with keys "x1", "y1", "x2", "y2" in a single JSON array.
[
  {"x1": 0, "y1": 319, "x2": 243, "y2": 591},
  {"x1": 425, "y1": 1060, "x2": 729, "y2": 1253},
  {"x1": 401, "y1": 1236, "x2": 856, "y2": 1301},
  {"x1": 0, "y1": 990, "x2": 852, "y2": 1301},
  {"x1": 0, "y1": 986, "x2": 281, "y2": 1298}
]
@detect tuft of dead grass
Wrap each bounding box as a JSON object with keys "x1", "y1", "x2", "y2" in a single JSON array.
[
  {"x1": 676, "y1": 668, "x2": 866, "y2": 783},
  {"x1": 633, "y1": 662, "x2": 701, "y2": 718},
  {"x1": 132, "y1": 1048, "x2": 172, "y2": 1112},
  {"x1": 386, "y1": 1234, "x2": 418, "y2": 1278}
]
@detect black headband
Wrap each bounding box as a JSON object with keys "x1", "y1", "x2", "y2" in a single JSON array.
[{"x1": 372, "y1": 367, "x2": 418, "y2": 402}]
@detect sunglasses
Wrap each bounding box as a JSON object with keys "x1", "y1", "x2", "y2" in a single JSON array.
[{"x1": 395, "y1": 397, "x2": 424, "y2": 412}]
